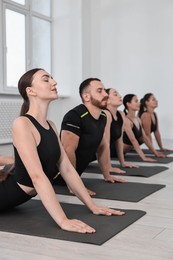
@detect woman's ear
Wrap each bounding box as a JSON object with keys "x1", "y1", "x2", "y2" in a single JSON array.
[
  {"x1": 126, "y1": 101, "x2": 130, "y2": 108},
  {"x1": 26, "y1": 87, "x2": 36, "y2": 97},
  {"x1": 145, "y1": 100, "x2": 149, "y2": 106}
]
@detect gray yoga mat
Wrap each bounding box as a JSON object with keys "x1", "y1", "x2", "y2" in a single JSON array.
[
  {"x1": 2, "y1": 164, "x2": 14, "y2": 172},
  {"x1": 123, "y1": 154, "x2": 173, "y2": 164},
  {"x1": 54, "y1": 179, "x2": 165, "y2": 202},
  {"x1": 0, "y1": 199, "x2": 146, "y2": 245},
  {"x1": 84, "y1": 163, "x2": 169, "y2": 177},
  {"x1": 129, "y1": 149, "x2": 173, "y2": 155}
]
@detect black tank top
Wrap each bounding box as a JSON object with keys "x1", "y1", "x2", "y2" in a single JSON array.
[
  {"x1": 14, "y1": 114, "x2": 61, "y2": 187},
  {"x1": 140, "y1": 112, "x2": 157, "y2": 133},
  {"x1": 151, "y1": 113, "x2": 157, "y2": 132},
  {"x1": 110, "y1": 110, "x2": 123, "y2": 143},
  {"x1": 109, "y1": 111, "x2": 123, "y2": 157},
  {"x1": 123, "y1": 117, "x2": 143, "y2": 145}
]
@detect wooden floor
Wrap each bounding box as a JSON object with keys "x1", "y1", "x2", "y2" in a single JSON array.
[{"x1": 0, "y1": 140, "x2": 173, "y2": 260}]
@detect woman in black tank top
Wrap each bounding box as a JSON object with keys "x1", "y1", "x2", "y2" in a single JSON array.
[
  {"x1": 139, "y1": 93, "x2": 172, "y2": 152},
  {"x1": 104, "y1": 88, "x2": 137, "y2": 169},
  {"x1": 0, "y1": 69, "x2": 124, "y2": 233},
  {"x1": 123, "y1": 94, "x2": 166, "y2": 162}
]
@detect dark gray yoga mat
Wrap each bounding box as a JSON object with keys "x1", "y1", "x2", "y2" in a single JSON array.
[
  {"x1": 84, "y1": 163, "x2": 169, "y2": 177},
  {"x1": 129, "y1": 149, "x2": 173, "y2": 155},
  {"x1": 123, "y1": 154, "x2": 173, "y2": 164},
  {"x1": 54, "y1": 179, "x2": 165, "y2": 202},
  {"x1": 0, "y1": 199, "x2": 146, "y2": 245},
  {"x1": 2, "y1": 164, "x2": 14, "y2": 172}
]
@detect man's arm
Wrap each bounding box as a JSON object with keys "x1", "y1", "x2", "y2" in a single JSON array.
[
  {"x1": 61, "y1": 129, "x2": 97, "y2": 196},
  {"x1": 61, "y1": 130, "x2": 79, "y2": 168}
]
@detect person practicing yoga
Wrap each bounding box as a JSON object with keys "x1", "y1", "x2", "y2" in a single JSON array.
[
  {"x1": 123, "y1": 94, "x2": 166, "y2": 162},
  {"x1": 104, "y1": 88, "x2": 138, "y2": 169},
  {"x1": 56, "y1": 78, "x2": 125, "y2": 196},
  {"x1": 138, "y1": 93, "x2": 172, "y2": 152},
  {"x1": 0, "y1": 68, "x2": 125, "y2": 234}
]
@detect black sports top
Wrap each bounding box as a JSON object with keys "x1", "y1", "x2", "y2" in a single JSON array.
[
  {"x1": 150, "y1": 112, "x2": 157, "y2": 132},
  {"x1": 123, "y1": 117, "x2": 143, "y2": 145},
  {"x1": 14, "y1": 114, "x2": 61, "y2": 187},
  {"x1": 61, "y1": 104, "x2": 107, "y2": 175},
  {"x1": 110, "y1": 110, "x2": 123, "y2": 144},
  {"x1": 109, "y1": 110, "x2": 123, "y2": 157},
  {"x1": 140, "y1": 112, "x2": 157, "y2": 133}
]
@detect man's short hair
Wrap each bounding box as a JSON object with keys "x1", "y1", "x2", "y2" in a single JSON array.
[{"x1": 79, "y1": 78, "x2": 101, "y2": 101}]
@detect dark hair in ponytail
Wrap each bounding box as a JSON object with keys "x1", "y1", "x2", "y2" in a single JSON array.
[
  {"x1": 138, "y1": 93, "x2": 153, "y2": 117},
  {"x1": 0, "y1": 68, "x2": 43, "y2": 181},
  {"x1": 18, "y1": 68, "x2": 43, "y2": 116},
  {"x1": 105, "y1": 88, "x2": 111, "y2": 95},
  {"x1": 123, "y1": 94, "x2": 135, "y2": 115}
]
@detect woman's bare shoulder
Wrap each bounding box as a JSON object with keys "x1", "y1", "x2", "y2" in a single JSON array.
[
  {"x1": 141, "y1": 111, "x2": 151, "y2": 119},
  {"x1": 12, "y1": 116, "x2": 31, "y2": 129}
]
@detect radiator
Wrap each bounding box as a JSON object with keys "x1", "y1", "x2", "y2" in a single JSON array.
[{"x1": 0, "y1": 99, "x2": 22, "y2": 144}]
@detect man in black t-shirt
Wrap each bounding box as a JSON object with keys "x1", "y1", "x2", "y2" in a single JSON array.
[{"x1": 58, "y1": 78, "x2": 125, "y2": 195}]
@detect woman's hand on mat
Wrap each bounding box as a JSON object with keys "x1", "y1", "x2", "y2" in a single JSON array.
[
  {"x1": 160, "y1": 148, "x2": 173, "y2": 152},
  {"x1": 68, "y1": 185, "x2": 96, "y2": 196},
  {"x1": 104, "y1": 175, "x2": 126, "y2": 183},
  {"x1": 110, "y1": 166, "x2": 126, "y2": 174},
  {"x1": 60, "y1": 218, "x2": 96, "y2": 233},
  {"x1": 143, "y1": 156, "x2": 157, "y2": 162},
  {"x1": 121, "y1": 162, "x2": 139, "y2": 168},
  {"x1": 86, "y1": 188, "x2": 96, "y2": 196},
  {"x1": 155, "y1": 151, "x2": 167, "y2": 158},
  {"x1": 92, "y1": 206, "x2": 125, "y2": 216}
]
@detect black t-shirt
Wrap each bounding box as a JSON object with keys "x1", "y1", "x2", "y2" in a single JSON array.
[{"x1": 61, "y1": 104, "x2": 107, "y2": 175}]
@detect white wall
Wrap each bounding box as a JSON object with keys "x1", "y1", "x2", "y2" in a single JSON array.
[
  {"x1": 50, "y1": 0, "x2": 173, "y2": 139},
  {"x1": 82, "y1": 0, "x2": 173, "y2": 139},
  {"x1": 49, "y1": 0, "x2": 82, "y2": 130}
]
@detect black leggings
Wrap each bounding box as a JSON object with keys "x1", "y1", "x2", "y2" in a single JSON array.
[{"x1": 0, "y1": 174, "x2": 33, "y2": 211}]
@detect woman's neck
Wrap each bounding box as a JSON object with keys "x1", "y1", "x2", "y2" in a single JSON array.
[
  {"x1": 126, "y1": 110, "x2": 136, "y2": 119},
  {"x1": 146, "y1": 107, "x2": 154, "y2": 114},
  {"x1": 106, "y1": 104, "x2": 118, "y2": 115},
  {"x1": 27, "y1": 102, "x2": 49, "y2": 125}
]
